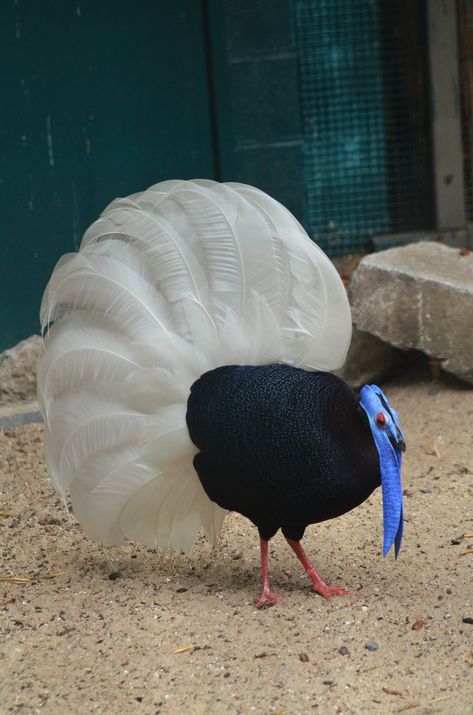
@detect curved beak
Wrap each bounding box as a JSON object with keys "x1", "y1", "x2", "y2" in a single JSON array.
[{"x1": 389, "y1": 433, "x2": 406, "y2": 453}]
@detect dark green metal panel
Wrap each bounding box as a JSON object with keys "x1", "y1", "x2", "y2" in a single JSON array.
[
  {"x1": 208, "y1": 0, "x2": 306, "y2": 224},
  {"x1": 0, "y1": 1, "x2": 214, "y2": 350}
]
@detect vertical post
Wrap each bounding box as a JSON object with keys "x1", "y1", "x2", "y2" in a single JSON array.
[{"x1": 427, "y1": 0, "x2": 466, "y2": 231}]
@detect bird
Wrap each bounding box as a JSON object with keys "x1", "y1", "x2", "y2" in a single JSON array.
[{"x1": 38, "y1": 179, "x2": 405, "y2": 607}]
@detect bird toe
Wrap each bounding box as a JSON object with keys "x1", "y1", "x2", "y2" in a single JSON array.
[
  {"x1": 255, "y1": 590, "x2": 279, "y2": 609},
  {"x1": 316, "y1": 585, "x2": 358, "y2": 601}
]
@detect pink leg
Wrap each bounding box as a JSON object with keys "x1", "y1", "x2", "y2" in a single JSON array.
[
  {"x1": 255, "y1": 537, "x2": 279, "y2": 608},
  {"x1": 284, "y1": 537, "x2": 357, "y2": 601}
]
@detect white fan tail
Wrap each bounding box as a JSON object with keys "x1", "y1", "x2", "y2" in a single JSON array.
[{"x1": 38, "y1": 180, "x2": 351, "y2": 552}]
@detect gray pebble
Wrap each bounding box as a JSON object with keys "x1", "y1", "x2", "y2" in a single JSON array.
[{"x1": 365, "y1": 641, "x2": 379, "y2": 651}]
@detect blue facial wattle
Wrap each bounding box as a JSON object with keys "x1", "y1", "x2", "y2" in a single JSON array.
[{"x1": 359, "y1": 384, "x2": 405, "y2": 559}]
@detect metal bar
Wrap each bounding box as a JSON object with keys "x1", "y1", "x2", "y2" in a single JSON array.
[{"x1": 427, "y1": 0, "x2": 466, "y2": 230}]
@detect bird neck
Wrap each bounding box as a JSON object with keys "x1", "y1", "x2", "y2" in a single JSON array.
[{"x1": 321, "y1": 377, "x2": 381, "y2": 500}]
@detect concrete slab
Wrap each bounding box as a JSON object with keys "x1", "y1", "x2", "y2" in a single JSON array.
[
  {"x1": 0, "y1": 335, "x2": 43, "y2": 404},
  {"x1": 0, "y1": 400, "x2": 43, "y2": 429},
  {"x1": 349, "y1": 242, "x2": 473, "y2": 384}
]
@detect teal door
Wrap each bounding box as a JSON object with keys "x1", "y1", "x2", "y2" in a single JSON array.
[{"x1": 0, "y1": 1, "x2": 215, "y2": 350}]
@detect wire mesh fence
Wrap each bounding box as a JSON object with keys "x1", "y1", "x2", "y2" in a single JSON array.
[{"x1": 293, "y1": 0, "x2": 433, "y2": 255}]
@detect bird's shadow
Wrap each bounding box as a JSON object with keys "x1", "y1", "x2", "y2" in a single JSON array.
[
  {"x1": 384, "y1": 349, "x2": 473, "y2": 392},
  {"x1": 61, "y1": 524, "x2": 371, "y2": 604}
]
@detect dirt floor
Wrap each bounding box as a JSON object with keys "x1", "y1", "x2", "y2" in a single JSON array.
[{"x1": 1, "y1": 359, "x2": 473, "y2": 715}]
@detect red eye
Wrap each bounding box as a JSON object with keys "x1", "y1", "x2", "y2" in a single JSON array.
[{"x1": 376, "y1": 412, "x2": 387, "y2": 427}]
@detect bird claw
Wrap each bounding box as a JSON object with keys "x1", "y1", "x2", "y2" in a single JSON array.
[
  {"x1": 315, "y1": 585, "x2": 358, "y2": 602},
  {"x1": 255, "y1": 590, "x2": 279, "y2": 609}
]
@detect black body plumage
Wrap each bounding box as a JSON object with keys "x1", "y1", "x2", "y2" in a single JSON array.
[{"x1": 186, "y1": 364, "x2": 381, "y2": 541}]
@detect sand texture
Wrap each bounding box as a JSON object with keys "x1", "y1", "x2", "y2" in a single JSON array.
[{"x1": 1, "y1": 362, "x2": 473, "y2": 714}]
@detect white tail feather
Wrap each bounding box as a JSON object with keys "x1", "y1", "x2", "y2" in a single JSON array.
[{"x1": 38, "y1": 180, "x2": 351, "y2": 552}]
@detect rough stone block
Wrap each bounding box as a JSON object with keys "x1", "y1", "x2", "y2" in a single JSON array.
[
  {"x1": 335, "y1": 326, "x2": 404, "y2": 389},
  {"x1": 349, "y1": 242, "x2": 473, "y2": 384},
  {"x1": 0, "y1": 335, "x2": 43, "y2": 403}
]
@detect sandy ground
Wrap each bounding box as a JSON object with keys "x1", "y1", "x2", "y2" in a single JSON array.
[{"x1": 1, "y1": 359, "x2": 473, "y2": 715}]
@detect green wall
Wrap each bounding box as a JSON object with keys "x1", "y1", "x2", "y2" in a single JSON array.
[
  {"x1": 0, "y1": 1, "x2": 215, "y2": 350},
  {"x1": 0, "y1": 1, "x2": 431, "y2": 350},
  {"x1": 212, "y1": 0, "x2": 306, "y2": 223}
]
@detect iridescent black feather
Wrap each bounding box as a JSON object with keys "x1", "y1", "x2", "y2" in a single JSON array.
[{"x1": 187, "y1": 364, "x2": 380, "y2": 541}]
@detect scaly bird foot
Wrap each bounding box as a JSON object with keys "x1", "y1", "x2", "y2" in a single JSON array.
[
  {"x1": 314, "y1": 584, "x2": 358, "y2": 602},
  {"x1": 284, "y1": 537, "x2": 358, "y2": 602},
  {"x1": 255, "y1": 589, "x2": 279, "y2": 609}
]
